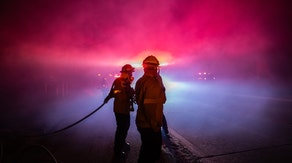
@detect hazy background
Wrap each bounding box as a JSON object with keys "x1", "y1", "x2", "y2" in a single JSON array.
[{"x1": 1, "y1": 0, "x2": 291, "y2": 131}]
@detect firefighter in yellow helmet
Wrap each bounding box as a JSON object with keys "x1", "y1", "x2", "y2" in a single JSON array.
[
  {"x1": 135, "y1": 55, "x2": 167, "y2": 162},
  {"x1": 104, "y1": 64, "x2": 135, "y2": 158}
]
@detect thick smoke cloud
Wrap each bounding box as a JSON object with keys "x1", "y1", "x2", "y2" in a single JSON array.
[
  {"x1": 0, "y1": 1, "x2": 291, "y2": 152},
  {"x1": 0, "y1": 0, "x2": 291, "y2": 100}
]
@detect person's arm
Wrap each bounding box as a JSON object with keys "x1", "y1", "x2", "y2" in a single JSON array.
[{"x1": 104, "y1": 80, "x2": 116, "y2": 103}]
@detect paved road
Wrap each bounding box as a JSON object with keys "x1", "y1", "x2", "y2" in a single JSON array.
[
  {"x1": 1, "y1": 80, "x2": 292, "y2": 162},
  {"x1": 164, "y1": 81, "x2": 292, "y2": 163}
]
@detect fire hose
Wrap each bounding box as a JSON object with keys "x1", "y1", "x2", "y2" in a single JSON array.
[
  {"x1": 26, "y1": 102, "x2": 106, "y2": 138},
  {"x1": 0, "y1": 102, "x2": 106, "y2": 162}
]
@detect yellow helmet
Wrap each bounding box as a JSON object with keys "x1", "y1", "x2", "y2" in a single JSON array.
[{"x1": 142, "y1": 55, "x2": 160, "y2": 69}]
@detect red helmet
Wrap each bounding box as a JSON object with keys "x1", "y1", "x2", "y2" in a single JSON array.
[{"x1": 120, "y1": 64, "x2": 135, "y2": 73}]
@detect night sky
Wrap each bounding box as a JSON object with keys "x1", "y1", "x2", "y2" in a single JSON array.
[{"x1": 1, "y1": 0, "x2": 291, "y2": 87}]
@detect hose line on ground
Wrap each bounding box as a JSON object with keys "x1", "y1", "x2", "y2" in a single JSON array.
[
  {"x1": 14, "y1": 144, "x2": 58, "y2": 163},
  {"x1": 24, "y1": 102, "x2": 106, "y2": 138}
]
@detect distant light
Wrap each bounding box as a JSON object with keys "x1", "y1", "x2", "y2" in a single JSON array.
[
  {"x1": 132, "y1": 63, "x2": 143, "y2": 68},
  {"x1": 195, "y1": 71, "x2": 216, "y2": 81},
  {"x1": 160, "y1": 62, "x2": 169, "y2": 66}
]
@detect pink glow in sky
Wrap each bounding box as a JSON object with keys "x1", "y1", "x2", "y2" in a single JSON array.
[
  {"x1": 0, "y1": 0, "x2": 291, "y2": 136},
  {"x1": 0, "y1": 0, "x2": 291, "y2": 80}
]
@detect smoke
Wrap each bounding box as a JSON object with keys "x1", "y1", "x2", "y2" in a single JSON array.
[
  {"x1": 1, "y1": 0, "x2": 291, "y2": 133},
  {"x1": 1, "y1": 0, "x2": 290, "y2": 69}
]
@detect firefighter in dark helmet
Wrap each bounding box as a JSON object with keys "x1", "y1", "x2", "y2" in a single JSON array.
[
  {"x1": 104, "y1": 64, "x2": 135, "y2": 157},
  {"x1": 135, "y1": 55, "x2": 167, "y2": 163}
]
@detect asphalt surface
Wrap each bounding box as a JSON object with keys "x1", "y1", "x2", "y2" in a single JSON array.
[
  {"x1": 2, "y1": 122, "x2": 291, "y2": 163},
  {"x1": 1, "y1": 81, "x2": 292, "y2": 163},
  {"x1": 1, "y1": 122, "x2": 177, "y2": 163}
]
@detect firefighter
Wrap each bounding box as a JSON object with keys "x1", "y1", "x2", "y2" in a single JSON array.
[
  {"x1": 104, "y1": 64, "x2": 135, "y2": 158},
  {"x1": 135, "y1": 55, "x2": 167, "y2": 163}
]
